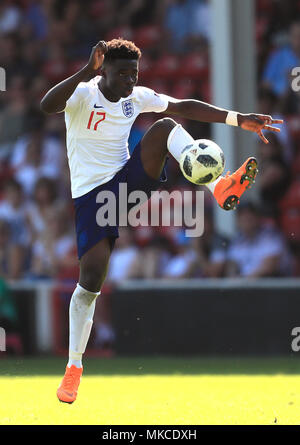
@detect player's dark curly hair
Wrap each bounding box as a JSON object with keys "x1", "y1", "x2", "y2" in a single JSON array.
[{"x1": 104, "y1": 38, "x2": 142, "y2": 62}]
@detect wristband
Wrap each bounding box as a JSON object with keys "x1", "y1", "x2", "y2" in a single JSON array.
[{"x1": 226, "y1": 111, "x2": 238, "y2": 126}]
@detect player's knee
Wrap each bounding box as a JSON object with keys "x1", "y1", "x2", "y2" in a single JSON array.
[
  {"x1": 79, "y1": 238, "x2": 111, "y2": 292},
  {"x1": 143, "y1": 117, "x2": 177, "y2": 154},
  {"x1": 154, "y1": 117, "x2": 177, "y2": 135},
  {"x1": 79, "y1": 263, "x2": 108, "y2": 293}
]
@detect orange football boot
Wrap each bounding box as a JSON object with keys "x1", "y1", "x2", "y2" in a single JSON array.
[
  {"x1": 57, "y1": 365, "x2": 83, "y2": 404},
  {"x1": 213, "y1": 157, "x2": 258, "y2": 211}
]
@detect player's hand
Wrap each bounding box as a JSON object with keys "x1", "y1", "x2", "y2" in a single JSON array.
[
  {"x1": 238, "y1": 113, "x2": 283, "y2": 144},
  {"x1": 86, "y1": 40, "x2": 107, "y2": 72}
]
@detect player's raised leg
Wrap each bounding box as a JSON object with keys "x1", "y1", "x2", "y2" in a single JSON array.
[
  {"x1": 57, "y1": 237, "x2": 112, "y2": 404},
  {"x1": 139, "y1": 117, "x2": 177, "y2": 180},
  {"x1": 205, "y1": 157, "x2": 258, "y2": 210},
  {"x1": 165, "y1": 123, "x2": 258, "y2": 210}
]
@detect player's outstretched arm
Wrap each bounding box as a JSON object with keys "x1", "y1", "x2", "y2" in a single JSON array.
[
  {"x1": 237, "y1": 113, "x2": 283, "y2": 144},
  {"x1": 164, "y1": 99, "x2": 283, "y2": 144},
  {"x1": 40, "y1": 41, "x2": 107, "y2": 114}
]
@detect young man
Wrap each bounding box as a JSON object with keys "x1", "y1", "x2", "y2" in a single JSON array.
[{"x1": 40, "y1": 39, "x2": 282, "y2": 403}]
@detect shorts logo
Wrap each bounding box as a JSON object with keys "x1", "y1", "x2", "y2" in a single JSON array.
[{"x1": 122, "y1": 99, "x2": 134, "y2": 118}]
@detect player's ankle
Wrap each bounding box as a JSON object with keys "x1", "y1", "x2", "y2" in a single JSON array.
[
  {"x1": 205, "y1": 175, "x2": 222, "y2": 195},
  {"x1": 68, "y1": 352, "x2": 83, "y2": 368},
  {"x1": 67, "y1": 359, "x2": 82, "y2": 368}
]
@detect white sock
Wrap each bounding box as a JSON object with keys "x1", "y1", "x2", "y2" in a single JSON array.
[
  {"x1": 167, "y1": 124, "x2": 194, "y2": 162},
  {"x1": 205, "y1": 176, "x2": 222, "y2": 194},
  {"x1": 167, "y1": 124, "x2": 223, "y2": 195},
  {"x1": 67, "y1": 283, "x2": 101, "y2": 368}
]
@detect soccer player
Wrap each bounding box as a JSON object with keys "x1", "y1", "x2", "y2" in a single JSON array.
[{"x1": 40, "y1": 39, "x2": 282, "y2": 403}]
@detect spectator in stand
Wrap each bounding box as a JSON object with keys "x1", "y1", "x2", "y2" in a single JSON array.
[
  {"x1": 189, "y1": 0, "x2": 211, "y2": 45},
  {"x1": 0, "y1": 0, "x2": 21, "y2": 35},
  {"x1": 192, "y1": 211, "x2": 229, "y2": 278},
  {"x1": 0, "y1": 219, "x2": 26, "y2": 279},
  {"x1": 0, "y1": 179, "x2": 30, "y2": 279},
  {"x1": 117, "y1": 0, "x2": 162, "y2": 28},
  {"x1": 23, "y1": 0, "x2": 50, "y2": 41},
  {"x1": 161, "y1": 229, "x2": 197, "y2": 279},
  {"x1": 10, "y1": 117, "x2": 62, "y2": 176},
  {"x1": 226, "y1": 202, "x2": 291, "y2": 278},
  {"x1": 257, "y1": 132, "x2": 290, "y2": 219},
  {"x1": 164, "y1": 0, "x2": 207, "y2": 52},
  {"x1": 21, "y1": 40, "x2": 44, "y2": 87},
  {"x1": 25, "y1": 176, "x2": 59, "y2": 243},
  {"x1": 42, "y1": 43, "x2": 69, "y2": 84},
  {"x1": 0, "y1": 74, "x2": 28, "y2": 161},
  {"x1": 30, "y1": 205, "x2": 76, "y2": 279},
  {"x1": 262, "y1": 20, "x2": 300, "y2": 98},
  {"x1": 128, "y1": 226, "x2": 173, "y2": 279},
  {"x1": 0, "y1": 178, "x2": 30, "y2": 249},
  {"x1": 257, "y1": 86, "x2": 292, "y2": 162},
  {"x1": 106, "y1": 227, "x2": 140, "y2": 282},
  {"x1": 13, "y1": 130, "x2": 60, "y2": 196}
]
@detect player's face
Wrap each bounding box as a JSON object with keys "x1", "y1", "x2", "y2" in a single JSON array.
[{"x1": 103, "y1": 59, "x2": 139, "y2": 98}]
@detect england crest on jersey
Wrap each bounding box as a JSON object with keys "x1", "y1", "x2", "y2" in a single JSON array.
[{"x1": 122, "y1": 99, "x2": 134, "y2": 118}]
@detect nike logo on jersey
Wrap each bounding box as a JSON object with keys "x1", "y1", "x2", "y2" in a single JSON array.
[{"x1": 94, "y1": 104, "x2": 104, "y2": 108}]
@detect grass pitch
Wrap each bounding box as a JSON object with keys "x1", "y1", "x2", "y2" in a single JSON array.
[{"x1": 0, "y1": 356, "x2": 300, "y2": 425}]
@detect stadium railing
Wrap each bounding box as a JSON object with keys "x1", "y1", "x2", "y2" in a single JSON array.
[{"x1": 7, "y1": 278, "x2": 300, "y2": 356}]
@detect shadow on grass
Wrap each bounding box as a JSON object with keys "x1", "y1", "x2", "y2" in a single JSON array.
[{"x1": 0, "y1": 355, "x2": 300, "y2": 376}]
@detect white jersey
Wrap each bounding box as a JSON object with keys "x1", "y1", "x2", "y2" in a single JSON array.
[{"x1": 63, "y1": 75, "x2": 169, "y2": 198}]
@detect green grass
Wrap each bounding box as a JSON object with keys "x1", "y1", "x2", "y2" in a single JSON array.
[{"x1": 0, "y1": 356, "x2": 300, "y2": 425}]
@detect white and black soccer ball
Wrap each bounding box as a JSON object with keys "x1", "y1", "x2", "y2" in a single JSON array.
[{"x1": 179, "y1": 139, "x2": 225, "y2": 185}]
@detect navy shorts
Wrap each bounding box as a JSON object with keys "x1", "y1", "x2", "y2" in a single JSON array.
[{"x1": 73, "y1": 142, "x2": 168, "y2": 259}]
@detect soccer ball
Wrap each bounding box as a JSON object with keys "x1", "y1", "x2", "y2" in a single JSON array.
[{"x1": 179, "y1": 139, "x2": 225, "y2": 185}]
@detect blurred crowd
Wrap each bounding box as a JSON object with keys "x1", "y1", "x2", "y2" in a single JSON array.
[{"x1": 0, "y1": 0, "x2": 300, "y2": 289}]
